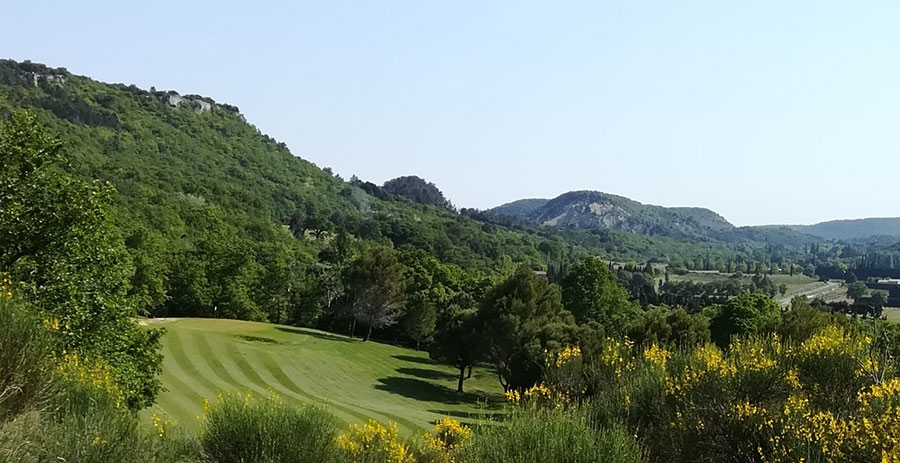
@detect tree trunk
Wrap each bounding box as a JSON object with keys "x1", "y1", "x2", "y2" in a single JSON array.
[
  {"x1": 349, "y1": 319, "x2": 356, "y2": 339},
  {"x1": 364, "y1": 324, "x2": 373, "y2": 342},
  {"x1": 457, "y1": 367, "x2": 466, "y2": 393},
  {"x1": 466, "y1": 365, "x2": 472, "y2": 379}
]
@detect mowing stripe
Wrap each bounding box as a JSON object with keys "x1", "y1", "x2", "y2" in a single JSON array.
[
  {"x1": 157, "y1": 343, "x2": 207, "y2": 423},
  {"x1": 253, "y1": 349, "x2": 376, "y2": 425},
  {"x1": 165, "y1": 328, "x2": 223, "y2": 398},
  {"x1": 192, "y1": 331, "x2": 268, "y2": 396}
]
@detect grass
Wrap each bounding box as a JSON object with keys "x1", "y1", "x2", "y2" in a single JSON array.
[
  {"x1": 144, "y1": 318, "x2": 502, "y2": 434},
  {"x1": 884, "y1": 307, "x2": 900, "y2": 322},
  {"x1": 670, "y1": 272, "x2": 845, "y2": 303}
]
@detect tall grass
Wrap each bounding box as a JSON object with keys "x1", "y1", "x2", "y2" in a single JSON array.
[
  {"x1": 456, "y1": 407, "x2": 642, "y2": 463},
  {"x1": 0, "y1": 297, "x2": 55, "y2": 421},
  {"x1": 0, "y1": 297, "x2": 200, "y2": 463},
  {"x1": 201, "y1": 392, "x2": 342, "y2": 463}
]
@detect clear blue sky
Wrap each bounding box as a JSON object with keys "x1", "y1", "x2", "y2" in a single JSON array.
[{"x1": 4, "y1": 1, "x2": 900, "y2": 226}]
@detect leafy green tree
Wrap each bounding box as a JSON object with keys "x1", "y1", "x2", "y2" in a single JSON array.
[
  {"x1": 0, "y1": 111, "x2": 161, "y2": 408},
  {"x1": 345, "y1": 246, "x2": 407, "y2": 341},
  {"x1": 802, "y1": 264, "x2": 816, "y2": 277},
  {"x1": 626, "y1": 306, "x2": 710, "y2": 348},
  {"x1": 847, "y1": 281, "x2": 868, "y2": 302},
  {"x1": 560, "y1": 257, "x2": 637, "y2": 332},
  {"x1": 479, "y1": 266, "x2": 575, "y2": 391},
  {"x1": 871, "y1": 290, "x2": 888, "y2": 308},
  {"x1": 778, "y1": 297, "x2": 841, "y2": 342},
  {"x1": 429, "y1": 299, "x2": 484, "y2": 393},
  {"x1": 707, "y1": 293, "x2": 781, "y2": 348}
]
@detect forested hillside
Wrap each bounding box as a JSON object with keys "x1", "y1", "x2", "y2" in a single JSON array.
[
  {"x1": 0, "y1": 60, "x2": 564, "y2": 322},
  {"x1": 2, "y1": 59, "x2": 890, "y2": 332},
  {"x1": 789, "y1": 217, "x2": 900, "y2": 240}
]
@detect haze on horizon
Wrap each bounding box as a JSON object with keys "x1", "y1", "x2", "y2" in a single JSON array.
[{"x1": 3, "y1": 0, "x2": 899, "y2": 227}]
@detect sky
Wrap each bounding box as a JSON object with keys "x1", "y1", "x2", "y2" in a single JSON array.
[{"x1": 3, "y1": 1, "x2": 900, "y2": 226}]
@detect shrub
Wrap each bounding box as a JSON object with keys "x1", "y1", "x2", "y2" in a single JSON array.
[
  {"x1": 0, "y1": 294, "x2": 55, "y2": 421},
  {"x1": 200, "y1": 392, "x2": 341, "y2": 463},
  {"x1": 456, "y1": 407, "x2": 642, "y2": 463},
  {"x1": 337, "y1": 419, "x2": 413, "y2": 463},
  {"x1": 418, "y1": 418, "x2": 473, "y2": 463}
]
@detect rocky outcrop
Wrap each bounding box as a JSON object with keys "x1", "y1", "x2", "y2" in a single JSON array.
[
  {"x1": 156, "y1": 91, "x2": 215, "y2": 113},
  {"x1": 491, "y1": 190, "x2": 735, "y2": 241}
]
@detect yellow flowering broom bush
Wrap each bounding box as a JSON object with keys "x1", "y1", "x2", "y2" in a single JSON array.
[
  {"x1": 337, "y1": 419, "x2": 414, "y2": 463},
  {"x1": 532, "y1": 324, "x2": 900, "y2": 463}
]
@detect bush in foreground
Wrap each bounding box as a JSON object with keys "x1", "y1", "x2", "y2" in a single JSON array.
[
  {"x1": 200, "y1": 392, "x2": 341, "y2": 463},
  {"x1": 456, "y1": 408, "x2": 642, "y2": 463}
]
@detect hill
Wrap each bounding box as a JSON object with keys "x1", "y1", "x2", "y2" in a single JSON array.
[
  {"x1": 490, "y1": 190, "x2": 734, "y2": 241},
  {"x1": 788, "y1": 218, "x2": 900, "y2": 240},
  {"x1": 0, "y1": 58, "x2": 846, "y2": 324},
  {"x1": 488, "y1": 198, "x2": 550, "y2": 219},
  {"x1": 0, "y1": 59, "x2": 575, "y2": 320},
  {"x1": 145, "y1": 318, "x2": 502, "y2": 433}
]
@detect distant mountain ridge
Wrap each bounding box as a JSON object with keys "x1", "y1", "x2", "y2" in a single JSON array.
[
  {"x1": 490, "y1": 190, "x2": 734, "y2": 242},
  {"x1": 491, "y1": 191, "x2": 899, "y2": 243},
  {"x1": 787, "y1": 218, "x2": 900, "y2": 241}
]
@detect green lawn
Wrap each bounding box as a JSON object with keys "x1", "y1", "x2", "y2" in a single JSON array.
[
  {"x1": 144, "y1": 318, "x2": 503, "y2": 434},
  {"x1": 884, "y1": 308, "x2": 900, "y2": 322}
]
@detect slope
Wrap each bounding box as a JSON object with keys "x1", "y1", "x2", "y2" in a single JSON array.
[
  {"x1": 789, "y1": 218, "x2": 900, "y2": 240},
  {"x1": 145, "y1": 318, "x2": 503, "y2": 434}
]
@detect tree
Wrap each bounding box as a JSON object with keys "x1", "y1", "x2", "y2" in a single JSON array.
[
  {"x1": 778, "y1": 297, "x2": 840, "y2": 342},
  {"x1": 560, "y1": 257, "x2": 637, "y2": 332},
  {"x1": 429, "y1": 299, "x2": 484, "y2": 392},
  {"x1": 707, "y1": 293, "x2": 781, "y2": 348},
  {"x1": 0, "y1": 111, "x2": 162, "y2": 408},
  {"x1": 479, "y1": 266, "x2": 575, "y2": 391},
  {"x1": 871, "y1": 290, "x2": 888, "y2": 308},
  {"x1": 345, "y1": 246, "x2": 407, "y2": 341},
  {"x1": 626, "y1": 306, "x2": 710, "y2": 348},
  {"x1": 402, "y1": 293, "x2": 437, "y2": 351},
  {"x1": 847, "y1": 281, "x2": 868, "y2": 302}
]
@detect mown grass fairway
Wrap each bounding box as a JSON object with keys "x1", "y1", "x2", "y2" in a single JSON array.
[{"x1": 145, "y1": 318, "x2": 503, "y2": 434}]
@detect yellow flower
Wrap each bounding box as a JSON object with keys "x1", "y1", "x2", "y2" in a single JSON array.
[
  {"x1": 643, "y1": 344, "x2": 671, "y2": 369},
  {"x1": 338, "y1": 420, "x2": 412, "y2": 463}
]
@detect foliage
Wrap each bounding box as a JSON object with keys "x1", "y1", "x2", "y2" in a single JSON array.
[
  {"x1": 626, "y1": 306, "x2": 710, "y2": 348},
  {"x1": 778, "y1": 296, "x2": 845, "y2": 342},
  {"x1": 530, "y1": 322, "x2": 900, "y2": 463},
  {"x1": 382, "y1": 176, "x2": 453, "y2": 210},
  {"x1": 561, "y1": 257, "x2": 638, "y2": 331},
  {"x1": 346, "y1": 245, "x2": 408, "y2": 341},
  {"x1": 0, "y1": 296, "x2": 199, "y2": 463},
  {"x1": 200, "y1": 392, "x2": 341, "y2": 463},
  {"x1": 0, "y1": 293, "x2": 54, "y2": 422},
  {"x1": 337, "y1": 419, "x2": 413, "y2": 463},
  {"x1": 429, "y1": 303, "x2": 484, "y2": 393},
  {"x1": 455, "y1": 407, "x2": 642, "y2": 463},
  {"x1": 479, "y1": 266, "x2": 575, "y2": 391},
  {"x1": 707, "y1": 293, "x2": 781, "y2": 348},
  {"x1": 846, "y1": 280, "x2": 868, "y2": 301},
  {"x1": 419, "y1": 418, "x2": 472, "y2": 463}
]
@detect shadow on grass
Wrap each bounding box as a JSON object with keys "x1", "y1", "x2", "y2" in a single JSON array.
[
  {"x1": 392, "y1": 354, "x2": 438, "y2": 365},
  {"x1": 374, "y1": 377, "x2": 506, "y2": 411},
  {"x1": 375, "y1": 377, "x2": 482, "y2": 405},
  {"x1": 274, "y1": 326, "x2": 355, "y2": 343},
  {"x1": 395, "y1": 367, "x2": 457, "y2": 381}
]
